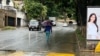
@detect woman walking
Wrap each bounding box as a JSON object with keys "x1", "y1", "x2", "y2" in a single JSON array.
[{"x1": 44, "y1": 20, "x2": 52, "y2": 44}]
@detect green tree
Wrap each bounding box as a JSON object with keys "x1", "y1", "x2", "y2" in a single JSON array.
[
  {"x1": 24, "y1": 0, "x2": 47, "y2": 20},
  {"x1": 24, "y1": 0, "x2": 76, "y2": 20},
  {"x1": 41, "y1": 6, "x2": 47, "y2": 20}
]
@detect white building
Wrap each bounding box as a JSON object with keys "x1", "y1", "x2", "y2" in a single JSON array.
[
  {"x1": 16, "y1": 10, "x2": 27, "y2": 27},
  {"x1": 0, "y1": 0, "x2": 14, "y2": 8},
  {"x1": 0, "y1": 0, "x2": 27, "y2": 27}
]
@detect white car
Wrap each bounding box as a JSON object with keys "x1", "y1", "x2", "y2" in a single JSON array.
[
  {"x1": 28, "y1": 20, "x2": 41, "y2": 31},
  {"x1": 73, "y1": 22, "x2": 77, "y2": 24},
  {"x1": 52, "y1": 21, "x2": 56, "y2": 26},
  {"x1": 63, "y1": 22, "x2": 68, "y2": 27}
]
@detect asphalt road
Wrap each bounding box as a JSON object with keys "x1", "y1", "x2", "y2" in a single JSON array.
[{"x1": 0, "y1": 22, "x2": 77, "y2": 53}]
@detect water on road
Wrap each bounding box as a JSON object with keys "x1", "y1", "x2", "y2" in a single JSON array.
[{"x1": 0, "y1": 22, "x2": 77, "y2": 55}]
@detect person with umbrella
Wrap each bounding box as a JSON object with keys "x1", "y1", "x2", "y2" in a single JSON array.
[{"x1": 44, "y1": 20, "x2": 53, "y2": 45}]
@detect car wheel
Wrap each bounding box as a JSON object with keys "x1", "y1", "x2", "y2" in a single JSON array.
[
  {"x1": 39, "y1": 28, "x2": 41, "y2": 31},
  {"x1": 54, "y1": 24, "x2": 56, "y2": 26},
  {"x1": 37, "y1": 26, "x2": 40, "y2": 31},
  {"x1": 32, "y1": 28, "x2": 34, "y2": 31},
  {"x1": 37, "y1": 28, "x2": 39, "y2": 31}
]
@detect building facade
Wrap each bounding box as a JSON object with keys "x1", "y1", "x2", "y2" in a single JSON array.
[{"x1": 0, "y1": 0, "x2": 26, "y2": 28}]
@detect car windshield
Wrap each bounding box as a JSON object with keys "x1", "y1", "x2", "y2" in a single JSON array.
[
  {"x1": 30, "y1": 21, "x2": 38, "y2": 25},
  {"x1": 30, "y1": 21, "x2": 37, "y2": 24}
]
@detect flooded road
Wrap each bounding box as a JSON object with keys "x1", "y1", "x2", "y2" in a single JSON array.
[{"x1": 0, "y1": 22, "x2": 77, "y2": 54}]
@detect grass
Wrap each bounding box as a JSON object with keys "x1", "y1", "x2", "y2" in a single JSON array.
[
  {"x1": 1, "y1": 26, "x2": 16, "y2": 30},
  {"x1": 75, "y1": 28, "x2": 86, "y2": 48}
]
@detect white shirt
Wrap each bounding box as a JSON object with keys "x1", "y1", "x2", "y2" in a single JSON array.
[{"x1": 87, "y1": 22, "x2": 98, "y2": 40}]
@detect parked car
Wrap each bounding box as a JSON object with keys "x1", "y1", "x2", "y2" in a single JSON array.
[
  {"x1": 51, "y1": 20, "x2": 56, "y2": 26},
  {"x1": 63, "y1": 22, "x2": 68, "y2": 27},
  {"x1": 49, "y1": 17, "x2": 56, "y2": 26},
  {"x1": 28, "y1": 19, "x2": 41, "y2": 31}
]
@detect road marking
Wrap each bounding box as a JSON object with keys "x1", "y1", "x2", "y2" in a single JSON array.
[
  {"x1": 28, "y1": 31, "x2": 40, "y2": 46},
  {"x1": 0, "y1": 51, "x2": 75, "y2": 56},
  {"x1": 29, "y1": 31, "x2": 31, "y2": 46},
  {"x1": 35, "y1": 31, "x2": 38, "y2": 41},
  {"x1": 28, "y1": 31, "x2": 40, "y2": 45},
  {"x1": 8, "y1": 51, "x2": 24, "y2": 56},
  {"x1": 95, "y1": 41, "x2": 100, "y2": 53},
  {"x1": 0, "y1": 51, "x2": 48, "y2": 56},
  {"x1": 47, "y1": 52, "x2": 75, "y2": 56}
]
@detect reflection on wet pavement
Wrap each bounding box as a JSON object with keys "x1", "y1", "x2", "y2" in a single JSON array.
[{"x1": 0, "y1": 23, "x2": 77, "y2": 55}]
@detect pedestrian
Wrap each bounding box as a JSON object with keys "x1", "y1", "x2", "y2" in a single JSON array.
[
  {"x1": 44, "y1": 20, "x2": 52, "y2": 44},
  {"x1": 87, "y1": 13, "x2": 99, "y2": 40}
]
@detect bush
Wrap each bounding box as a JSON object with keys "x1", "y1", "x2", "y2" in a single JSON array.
[
  {"x1": 76, "y1": 28, "x2": 86, "y2": 48},
  {"x1": 1, "y1": 26, "x2": 16, "y2": 30}
]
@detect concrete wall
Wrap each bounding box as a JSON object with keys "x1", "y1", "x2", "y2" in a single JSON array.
[
  {"x1": 16, "y1": 10, "x2": 27, "y2": 27},
  {"x1": 2, "y1": 0, "x2": 14, "y2": 7},
  {"x1": 5, "y1": 10, "x2": 16, "y2": 18},
  {"x1": 0, "y1": 9, "x2": 26, "y2": 27},
  {"x1": 0, "y1": 9, "x2": 16, "y2": 27},
  {"x1": 1, "y1": 0, "x2": 6, "y2": 6},
  {"x1": 0, "y1": 0, "x2": 26, "y2": 27},
  {"x1": 0, "y1": 9, "x2": 5, "y2": 28}
]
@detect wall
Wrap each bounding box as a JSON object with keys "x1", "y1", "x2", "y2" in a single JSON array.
[
  {"x1": 0, "y1": 9, "x2": 5, "y2": 28},
  {"x1": 16, "y1": 10, "x2": 27, "y2": 27}
]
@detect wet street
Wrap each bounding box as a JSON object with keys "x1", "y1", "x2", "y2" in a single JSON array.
[{"x1": 0, "y1": 22, "x2": 77, "y2": 55}]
